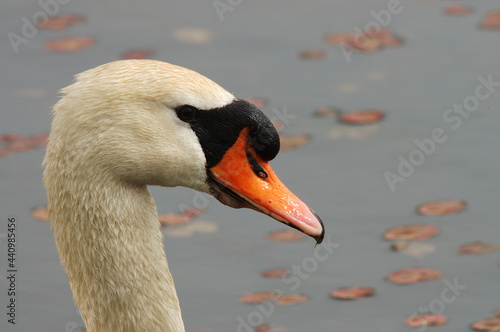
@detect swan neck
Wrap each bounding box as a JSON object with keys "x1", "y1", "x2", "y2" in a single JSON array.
[{"x1": 47, "y1": 172, "x2": 185, "y2": 332}]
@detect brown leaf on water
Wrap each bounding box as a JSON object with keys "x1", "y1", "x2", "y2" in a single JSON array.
[
  {"x1": 330, "y1": 287, "x2": 375, "y2": 300},
  {"x1": 313, "y1": 107, "x2": 340, "y2": 117},
  {"x1": 31, "y1": 206, "x2": 49, "y2": 221},
  {"x1": 444, "y1": 5, "x2": 473, "y2": 16},
  {"x1": 417, "y1": 200, "x2": 466, "y2": 216},
  {"x1": 158, "y1": 207, "x2": 204, "y2": 226},
  {"x1": 384, "y1": 224, "x2": 440, "y2": 241},
  {"x1": 325, "y1": 29, "x2": 402, "y2": 53},
  {"x1": 279, "y1": 134, "x2": 310, "y2": 151},
  {"x1": 274, "y1": 294, "x2": 310, "y2": 305},
  {"x1": 493, "y1": 309, "x2": 500, "y2": 318},
  {"x1": 338, "y1": 110, "x2": 385, "y2": 125},
  {"x1": 266, "y1": 229, "x2": 306, "y2": 242},
  {"x1": 299, "y1": 49, "x2": 326, "y2": 60},
  {"x1": 406, "y1": 314, "x2": 447, "y2": 327},
  {"x1": 239, "y1": 291, "x2": 277, "y2": 304},
  {"x1": 37, "y1": 14, "x2": 85, "y2": 30},
  {"x1": 0, "y1": 132, "x2": 48, "y2": 157},
  {"x1": 261, "y1": 268, "x2": 288, "y2": 279},
  {"x1": 121, "y1": 49, "x2": 155, "y2": 60},
  {"x1": 255, "y1": 324, "x2": 287, "y2": 332},
  {"x1": 457, "y1": 241, "x2": 500, "y2": 255},
  {"x1": 386, "y1": 268, "x2": 442, "y2": 285},
  {"x1": 471, "y1": 317, "x2": 500, "y2": 331},
  {"x1": 244, "y1": 98, "x2": 268, "y2": 108},
  {"x1": 45, "y1": 36, "x2": 95, "y2": 52},
  {"x1": 480, "y1": 11, "x2": 500, "y2": 30}
]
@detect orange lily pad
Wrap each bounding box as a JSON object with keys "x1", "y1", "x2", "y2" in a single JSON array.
[
  {"x1": 121, "y1": 49, "x2": 155, "y2": 60},
  {"x1": 44, "y1": 36, "x2": 95, "y2": 52},
  {"x1": 31, "y1": 206, "x2": 49, "y2": 221},
  {"x1": 239, "y1": 291, "x2": 277, "y2": 304},
  {"x1": 384, "y1": 224, "x2": 440, "y2": 241},
  {"x1": 255, "y1": 324, "x2": 287, "y2": 332},
  {"x1": 457, "y1": 241, "x2": 500, "y2": 255},
  {"x1": 387, "y1": 268, "x2": 442, "y2": 285},
  {"x1": 299, "y1": 49, "x2": 326, "y2": 60},
  {"x1": 279, "y1": 134, "x2": 310, "y2": 151},
  {"x1": 480, "y1": 11, "x2": 500, "y2": 30},
  {"x1": 444, "y1": 5, "x2": 473, "y2": 16},
  {"x1": 261, "y1": 268, "x2": 288, "y2": 279},
  {"x1": 330, "y1": 287, "x2": 375, "y2": 300},
  {"x1": 266, "y1": 229, "x2": 306, "y2": 242},
  {"x1": 274, "y1": 294, "x2": 310, "y2": 305},
  {"x1": 37, "y1": 14, "x2": 85, "y2": 30},
  {"x1": 158, "y1": 207, "x2": 203, "y2": 226},
  {"x1": 338, "y1": 110, "x2": 385, "y2": 125},
  {"x1": 405, "y1": 314, "x2": 447, "y2": 327},
  {"x1": 471, "y1": 317, "x2": 500, "y2": 331},
  {"x1": 417, "y1": 200, "x2": 466, "y2": 216}
]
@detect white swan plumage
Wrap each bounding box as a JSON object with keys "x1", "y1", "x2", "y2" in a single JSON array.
[{"x1": 43, "y1": 59, "x2": 324, "y2": 332}]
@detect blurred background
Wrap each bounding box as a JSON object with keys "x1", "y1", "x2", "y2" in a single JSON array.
[{"x1": 1, "y1": 1, "x2": 500, "y2": 331}]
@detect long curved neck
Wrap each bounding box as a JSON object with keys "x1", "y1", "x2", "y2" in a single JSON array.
[{"x1": 47, "y1": 171, "x2": 185, "y2": 332}]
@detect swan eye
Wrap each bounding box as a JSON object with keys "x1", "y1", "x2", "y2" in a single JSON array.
[{"x1": 176, "y1": 106, "x2": 198, "y2": 122}]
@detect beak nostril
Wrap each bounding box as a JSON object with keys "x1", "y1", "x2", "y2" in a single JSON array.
[{"x1": 257, "y1": 171, "x2": 268, "y2": 179}]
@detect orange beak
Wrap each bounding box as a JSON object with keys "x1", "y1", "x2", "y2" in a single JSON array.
[{"x1": 208, "y1": 128, "x2": 325, "y2": 243}]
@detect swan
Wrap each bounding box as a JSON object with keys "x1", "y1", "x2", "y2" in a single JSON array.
[{"x1": 43, "y1": 59, "x2": 325, "y2": 332}]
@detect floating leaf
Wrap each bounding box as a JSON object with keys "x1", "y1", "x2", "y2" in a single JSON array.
[
  {"x1": 274, "y1": 294, "x2": 310, "y2": 305},
  {"x1": 163, "y1": 220, "x2": 217, "y2": 237},
  {"x1": 444, "y1": 5, "x2": 473, "y2": 16},
  {"x1": 330, "y1": 287, "x2": 375, "y2": 300},
  {"x1": 417, "y1": 200, "x2": 466, "y2": 216},
  {"x1": 338, "y1": 110, "x2": 385, "y2": 125},
  {"x1": 261, "y1": 268, "x2": 288, "y2": 279},
  {"x1": 480, "y1": 11, "x2": 500, "y2": 30},
  {"x1": 494, "y1": 309, "x2": 500, "y2": 318},
  {"x1": 31, "y1": 206, "x2": 49, "y2": 221},
  {"x1": 37, "y1": 14, "x2": 85, "y2": 30},
  {"x1": 266, "y1": 229, "x2": 306, "y2": 242},
  {"x1": 239, "y1": 291, "x2": 277, "y2": 304},
  {"x1": 384, "y1": 224, "x2": 440, "y2": 241},
  {"x1": 457, "y1": 241, "x2": 500, "y2": 255},
  {"x1": 405, "y1": 314, "x2": 447, "y2": 327},
  {"x1": 386, "y1": 268, "x2": 442, "y2": 285},
  {"x1": 325, "y1": 29, "x2": 402, "y2": 53},
  {"x1": 299, "y1": 49, "x2": 326, "y2": 60},
  {"x1": 471, "y1": 317, "x2": 500, "y2": 331},
  {"x1": 44, "y1": 36, "x2": 95, "y2": 52},
  {"x1": 279, "y1": 134, "x2": 310, "y2": 151},
  {"x1": 174, "y1": 27, "x2": 213, "y2": 44},
  {"x1": 0, "y1": 132, "x2": 48, "y2": 158},
  {"x1": 324, "y1": 33, "x2": 353, "y2": 45},
  {"x1": 121, "y1": 49, "x2": 155, "y2": 60},
  {"x1": 159, "y1": 207, "x2": 203, "y2": 226},
  {"x1": 255, "y1": 324, "x2": 287, "y2": 332},
  {"x1": 244, "y1": 98, "x2": 268, "y2": 108},
  {"x1": 313, "y1": 107, "x2": 340, "y2": 117},
  {"x1": 393, "y1": 241, "x2": 436, "y2": 258}
]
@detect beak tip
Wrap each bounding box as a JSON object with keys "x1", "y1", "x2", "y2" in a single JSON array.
[{"x1": 309, "y1": 209, "x2": 325, "y2": 244}]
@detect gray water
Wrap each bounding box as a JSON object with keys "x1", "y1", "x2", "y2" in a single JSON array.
[{"x1": 1, "y1": 1, "x2": 500, "y2": 331}]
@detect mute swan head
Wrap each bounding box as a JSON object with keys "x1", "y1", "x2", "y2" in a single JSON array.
[{"x1": 48, "y1": 59, "x2": 324, "y2": 241}]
